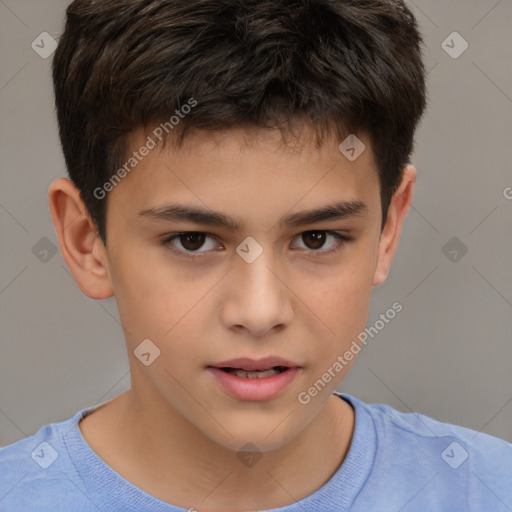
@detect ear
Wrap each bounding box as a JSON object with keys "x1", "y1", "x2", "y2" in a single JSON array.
[
  {"x1": 372, "y1": 164, "x2": 416, "y2": 286},
  {"x1": 48, "y1": 178, "x2": 114, "y2": 299}
]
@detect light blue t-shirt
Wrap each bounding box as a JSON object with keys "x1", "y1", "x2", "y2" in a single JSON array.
[{"x1": 1, "y1": 392, "x2": 511, "y2": 511}]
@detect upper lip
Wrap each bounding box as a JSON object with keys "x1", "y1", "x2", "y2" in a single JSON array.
[{"x1": 208, "y1": 356, "x2": 301, "y2": 371}]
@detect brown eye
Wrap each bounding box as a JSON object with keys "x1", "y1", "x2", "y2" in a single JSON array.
[
  {"x1": 162, "y1": 230, "x2": 349, "y2": 260},
  {"x1": 162, "y1": 232, "x2": 219, "y2": 256},
  {"x1": 178, "y1": 232, "x2": 206, "y2": 251},
  {"x1": 301, "y1": 231, "x2": 327, "y2": 250},
  {"x1": 291, "y1": 230, "x2": 350, "y2": 256}
]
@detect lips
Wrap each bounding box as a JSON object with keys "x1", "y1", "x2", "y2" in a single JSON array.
[
  {"x1": 207, "y1": 361, "x2": 301, "y2": 401},
  {"x1": 208, "y1": 356, "x2": 301, "y2": 372}
]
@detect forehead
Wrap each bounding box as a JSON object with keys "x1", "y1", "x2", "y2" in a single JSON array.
[{"x1": 109, "y1": 125, "x2": 381, "y2": 224}]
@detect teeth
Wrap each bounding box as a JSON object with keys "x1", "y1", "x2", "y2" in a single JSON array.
[{"x1": 231, "y1": 368, "x2": 281, "y2": 379}]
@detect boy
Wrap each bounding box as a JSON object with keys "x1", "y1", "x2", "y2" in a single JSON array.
[{"x1": 1, "y1": 0, "x2": 511, "y2": 510}]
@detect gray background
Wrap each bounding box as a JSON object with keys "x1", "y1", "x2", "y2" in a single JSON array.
[{"x1": 1, "y1": 0, "x2": 511, "y2": 446}]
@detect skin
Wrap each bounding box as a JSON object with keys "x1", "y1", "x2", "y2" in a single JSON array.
[{"x1": 48, "y1": 125, "x2": 416, "y2": 511}]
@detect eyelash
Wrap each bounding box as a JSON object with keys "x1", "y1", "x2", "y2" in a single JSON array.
[{"x1": 160, "y1": 230, "x2": 351, "y2": 259}]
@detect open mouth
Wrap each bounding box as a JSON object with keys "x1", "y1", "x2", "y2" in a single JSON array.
[
  {"x1": 207, "y1": 363, "x2": 300, "y2": 400},
  {"x1": 217, "y1": 366, "x2": 289, "y2": 379}
]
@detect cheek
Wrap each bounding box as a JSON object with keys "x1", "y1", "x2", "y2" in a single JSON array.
[
  {"x1": 108, "y1": 249, "x2": 215, "y2": 363},
  {"x1": 299, "y1": 250, "x2": 375, "y2": 349},
  {"x1": 106, "y1": 248, "x2": 175, "y2": 340},
  {"x1": 322, "y1": 283, "x2": 372, "y2": 347}
]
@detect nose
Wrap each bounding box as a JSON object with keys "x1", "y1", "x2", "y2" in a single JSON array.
[{"x1": 221, "y1": 250, "x2": 294, "y2": 337}]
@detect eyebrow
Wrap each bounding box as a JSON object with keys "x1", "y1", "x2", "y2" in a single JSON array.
[{"x1": 137, "y1": 199, "x2": 368, "y2": 231}]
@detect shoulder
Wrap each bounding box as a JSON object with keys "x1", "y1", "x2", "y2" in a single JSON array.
[
  {"x1": 0, "y1": 409, "x2": 98, "y2": 511},
  {"x1": 341, "y1": 393, "x2": 512, "y2": 511},
  {"x1": 0, "y1": 421, "x2": 61, "y2": 489},
  {"x1": 358, "y1": 395, "x2": 512, "y2": 459}
]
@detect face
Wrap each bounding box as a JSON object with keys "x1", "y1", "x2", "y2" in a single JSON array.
[{"x1": 101, "y1": 126, "x2": 382, "y2": 452}]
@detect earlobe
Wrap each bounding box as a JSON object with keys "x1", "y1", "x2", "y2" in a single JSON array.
[
  {"x1": 48, "y1": 178, "x2": 114, "y2": 299},
  {"x1": 372, "y1": 165, "x2": 416, "y2": 287}
]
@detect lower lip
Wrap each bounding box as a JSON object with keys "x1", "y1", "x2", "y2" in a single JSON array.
[{"x1": 206, "y1": 367, "x2": 300, "y2": 401}]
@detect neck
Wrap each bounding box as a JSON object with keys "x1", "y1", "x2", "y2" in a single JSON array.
[{"x1": 79, "y1": 388, "x2": 355, "y2": 511}]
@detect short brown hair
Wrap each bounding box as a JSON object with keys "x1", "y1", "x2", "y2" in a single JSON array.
[{"x1": 52, "y1": 0, "x2": 427, "y2": 243}]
